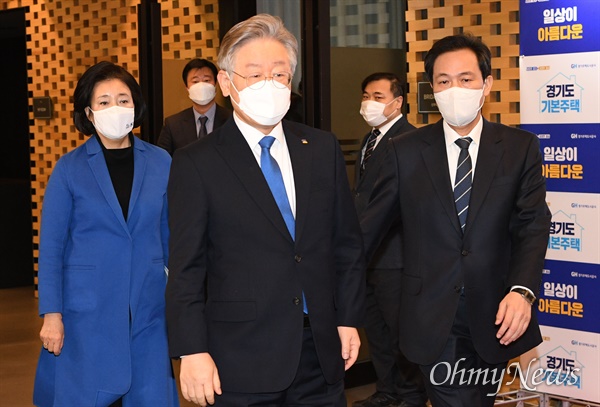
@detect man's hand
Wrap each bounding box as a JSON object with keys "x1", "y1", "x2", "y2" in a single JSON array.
[
  {"x1": 179, "y1": 353, "x2": 222, "y2": 406},
  {"x1": 495, "y1": 291, "x2": 533, "y2": 346},
  {"x1": 40, "y1": 313, "x2": 64, "y2": 355},
  {"x1": 337, "y1": 326, "x2": 361, "y2": 370}
]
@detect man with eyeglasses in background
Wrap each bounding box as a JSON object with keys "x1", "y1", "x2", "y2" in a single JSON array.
[{"x1": 166, "y1": 14, "x2": 366, "y2": 407}]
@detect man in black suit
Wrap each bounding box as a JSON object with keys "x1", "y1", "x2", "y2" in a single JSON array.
[
  {"x1": 165, "y1": 14, "x2": 366, "y2": 407},
  {"x1": 157, "y1": 58, "x2": 231, "y2": 155},
  {"x1": 360, "y1": 34, "x2": 551, "y2": 407},
  {"x1": 352, "y1": 73, "x2": 427, "y2": 407}
]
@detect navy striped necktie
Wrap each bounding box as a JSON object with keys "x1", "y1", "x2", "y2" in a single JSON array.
[
  {"x1": 360, "y1": 129, "x2": 380, "y2": 177},
  {"x1": 453, "y1": 137, "x2": 473, "y2": 234}
]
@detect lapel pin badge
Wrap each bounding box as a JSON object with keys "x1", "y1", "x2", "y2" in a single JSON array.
[{"x1": 301, "y1": 139, "x2": 308, "y2": 144}]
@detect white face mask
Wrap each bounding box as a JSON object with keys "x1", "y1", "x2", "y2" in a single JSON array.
[
  {"x1": 229, "y1": 74, "x2": 291, "y2": 126},
  {"x1": 188, "y1": 82, "x2": 216, "y2": 105},
  {"x1": 434, "y1": 84, "x2": 485, "y2": 127},
  {"x1": 359, "y1": 99, "x2": 397, "y2": 127},
  {"x1": 89, "y1": 106, "x2": 135, "y2": 140}
]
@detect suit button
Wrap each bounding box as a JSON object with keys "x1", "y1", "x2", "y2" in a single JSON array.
[
  {"x1": 355, "y1": 192, "x2": 360, "y2": 197},
  {"x1": 461, "y1": 250, "x2": 469, "y2": 256},
  {"x1": 454, "y1": 286, "x2": 462, "y2": 293},
  {"x1": 294, "y1": 254, "x2": 302, "y2": 263},
  {"x1": 293, "y1": 297, "x2": 301, "y2": 306}
]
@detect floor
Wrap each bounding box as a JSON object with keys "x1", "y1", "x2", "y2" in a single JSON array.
[
  {"x1": 4, "y1": 286, "x2": 583, "y2": 407},
  {"x1": 0, "y1": 286, "x2": 375, "y2": 406}
]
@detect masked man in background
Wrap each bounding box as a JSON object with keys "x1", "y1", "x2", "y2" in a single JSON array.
[
  {"x1": 352, "y1": 72, "x2": 427, "y2": 407},
  {"x1": 158, "y1": 58, "x2": 231, "y2": 155}
]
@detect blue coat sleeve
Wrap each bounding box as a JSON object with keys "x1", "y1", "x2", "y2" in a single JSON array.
[{"x1": 38, "y1": 158, "x2": 73, "y2": 316}]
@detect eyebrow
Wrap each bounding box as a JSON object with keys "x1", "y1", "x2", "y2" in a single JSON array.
[
  {"x1": 435, "y1": 71, "x2": 477, "y2": 78},
  {"x1": 95, "y1": 92, "x2": 131, "y2": 98}
]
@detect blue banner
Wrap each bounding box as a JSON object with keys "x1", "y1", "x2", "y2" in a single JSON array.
[
  {"x1": 520, "y1": 0, "x2": 600, "y2": 56},
  {"x1": 521, "y1": 123, "x2": 599, "y2": 193},
  {"x1": 538, "y1": 260, "x2": 600, "y2": 334}
]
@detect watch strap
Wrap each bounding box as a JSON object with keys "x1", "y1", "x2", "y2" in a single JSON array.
[{"x1": 511, "y1": 287, "x2": 536, "y2": 305}]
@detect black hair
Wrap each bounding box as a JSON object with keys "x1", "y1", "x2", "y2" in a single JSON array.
[
  {"x1": 424, "y1": 33, "x2": 492, "y2": 83},
  {"x1": 181, "y1": 58, "x2": 218, "y2": 86},
  {"x1": 361, "y1": 72, "x2": 405, "y2": 98},
  {"x1": 73, "y1": 61, "x2": 146, "y2": 135}
]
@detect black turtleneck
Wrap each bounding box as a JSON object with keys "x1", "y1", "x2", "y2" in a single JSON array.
[{"x1": 97, "y1": 134, "x2": 134, "y2": 221}]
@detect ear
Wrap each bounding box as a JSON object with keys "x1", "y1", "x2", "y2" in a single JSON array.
[
  {"x1": 483, "y1": 75, "x2": 493, "y2": 97},
  {"x1": 217, "y1": 70, "x2": 231, "y2": 97},
  {"x1": 85, "y1": 107, "x2": 94, "y2": 124},
  {"x1": 395, "y1": 96, "x2": 404, "y2": 110}
]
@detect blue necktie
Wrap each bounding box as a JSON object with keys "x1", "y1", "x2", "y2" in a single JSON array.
[
  {"x1": 259, "y1": 136, "x2": 308, "y2": 313},
  {"x1": 259, "y1": 136, "x2": 295, "y2": 239},
  {"x1": 453, "y1": 137, "x2": 473, "y2": 234}
]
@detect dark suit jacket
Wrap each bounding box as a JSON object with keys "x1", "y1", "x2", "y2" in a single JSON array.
[
  {"x1": 157, "y1": 104, "x2": 231, "y2": 155},
  {"x1": 166, "y1": 118, "x2": 366, "y2": 393},
  {"x1": 360, "y1": 119, "x2": 551, "y2": 365},
  {"x1": 353, "y1": 116, "x2": 415, "y2": 270}
]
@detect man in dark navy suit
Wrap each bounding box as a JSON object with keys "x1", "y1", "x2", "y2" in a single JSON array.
[
  {"x1": 166, "y1": 14, "x2": 366, "y2": 407},
  {"x1": 352, "y1": 72, "x2": 427, "y2": 407},
  {"x1": 360, "y1": 34, "x2": 551, "y2": 407}
]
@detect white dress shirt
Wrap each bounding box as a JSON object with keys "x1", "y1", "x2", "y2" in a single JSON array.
[{"x1": 444, "y1": 115, "x2": 483, "y2": 188}]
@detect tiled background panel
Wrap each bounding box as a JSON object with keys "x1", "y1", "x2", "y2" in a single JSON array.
[
  {"x1": 1, "y1": 0, "x2": 220, "y2": 293},
  {"x1": 406, "y1": 0, "x2": 521, "y2": 127}
]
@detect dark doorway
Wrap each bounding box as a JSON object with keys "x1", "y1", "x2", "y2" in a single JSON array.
[{"x1": 0, "y1": 7, "x2": 34, "y2": 288}]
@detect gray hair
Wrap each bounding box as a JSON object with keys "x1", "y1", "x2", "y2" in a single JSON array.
[{"x1": 217, "y1": 14, "x2": 298, "y2": 74}]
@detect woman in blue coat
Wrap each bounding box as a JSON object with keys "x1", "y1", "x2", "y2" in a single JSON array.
[{"x1": 33, "y1": 61, "x2": 179, "y2": 407}]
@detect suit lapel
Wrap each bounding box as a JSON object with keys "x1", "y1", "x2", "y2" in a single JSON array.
[
  {"x1": 355, "y1": 117, "x2": 411, "y2": 189},
  {"x1": 353, "y1": 131, "x2": 370, "y2": 188},
  {"x1": 357, "y1": 131, "x2": 392, "y2": 187},
  {"x1": 285, "y1": 124, "x2": 311, "y2": 243},
  {"x1": 214, "y1": 120, "x2": 293, "y2": 242},
  {"x1": 463, "y1": 120, "x2": 504, "y2": 236},
  {"x1": 183, "y1": 108, "x2": 198, "y2": 144},
  {"x1": 128, "y1": 137, "x2": 147, "y2": 223},
  {"x1": 421, "y1": 122, "x2": 463, "y2": 235},
  {"x1": 214, "y1": 105, "x2": 231, "y2": 128},
  {"x1": 86, "y1": 136, "x2": 130, "y2": 234}
]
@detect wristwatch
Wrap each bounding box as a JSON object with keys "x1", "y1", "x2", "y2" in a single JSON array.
[{"x1": 511, "y1": 287, "x2": 536, "y2": 305}]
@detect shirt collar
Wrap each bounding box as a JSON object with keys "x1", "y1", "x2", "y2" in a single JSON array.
[
  {"x1": 375, "y1": 113, "x2": 403, "y2": 136},
  {"x1": 443, "y1": 115, "x2": 483, "y2": 147},
  {"x1": 193, "y1": 102, "x2": 217, "y2": 122},
  {"x1": 233, "y1": 112, "x2": 285, "y2": 147}
]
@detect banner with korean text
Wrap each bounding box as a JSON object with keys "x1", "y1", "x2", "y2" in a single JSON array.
[{"x1": 519, "y1": 0, "x2": 600, "y2": 402}]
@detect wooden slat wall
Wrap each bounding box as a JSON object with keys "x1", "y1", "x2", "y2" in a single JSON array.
[
  {"x1": 1, "y1": 0, "x2": 522, "y2": 292},
  {"x1": 0, "y1": 0, "x2": 220, "y2": 294},
  {"x1": 405, "y1": 0, "x2": 521, "y2": 127}
]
